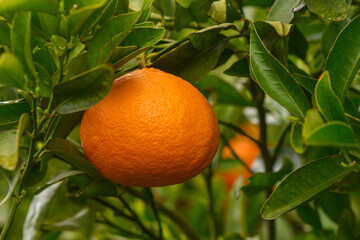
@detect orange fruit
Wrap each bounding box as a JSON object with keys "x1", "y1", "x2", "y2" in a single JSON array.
[
  {"x1": 80, "y1": 68, "x2": 220, "y2": 187},
  {"x1": 219, "y1": 123, "x2": 260, "y2": 189}
]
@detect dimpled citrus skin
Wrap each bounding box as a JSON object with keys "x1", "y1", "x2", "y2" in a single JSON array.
[{"x1": 80, "y1": 68, "x2": 220, "y2": 187}]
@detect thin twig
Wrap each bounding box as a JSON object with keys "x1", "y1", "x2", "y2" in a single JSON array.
[
  {"x1": 220, "y1": 134, "x2": 254, "y2": 174},
  {"x1": 218, "y1": 120, "x2": 261, "y2": 146},
  {"x1": 271, "y1": 123, "x2": 291, "y2": 162},
  {"x1": 145, "y1": 188, "x2": 163, "y2": 240},
  {"x1": 204, "y1": 166, "x2": 217, "y2": 240}
]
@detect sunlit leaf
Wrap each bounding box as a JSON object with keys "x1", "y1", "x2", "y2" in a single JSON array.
[
  {"x1": 304, "y1": 0, "x2": 347, "y2": 21},
  {"x1": 0, "y1": 0, "x2": 58, "y2": 14},
  {"x1": 0, "y1": 53, "x2": 26, "y2": 89},
  {"x1": 268, "y1": 0, "x2": 302, "y2": 23},
  {"x1": 261, "y1": 156, "x2": 355, "y2": 219}
]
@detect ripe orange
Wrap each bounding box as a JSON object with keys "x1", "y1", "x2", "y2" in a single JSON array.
[
  {"x1": 80, "y1": 68, "x2": 220, "y2": 187},
  {"x1": 218, "y1": 123, "x2": 260, "y2": 190}
]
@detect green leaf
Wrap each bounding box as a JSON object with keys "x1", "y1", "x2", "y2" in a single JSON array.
[
  {"x1": 224, "y1": 58, "x2": 250, "y2": 77},
  {"x1": 0, "y1": 53, "x2": 26, "y2": 89},
  {"x1": 293, "y1": 73, "x2": 317, "y2": 95},
  {"x1": 315, "y1": 191, "x2": 350, "y2": 224},
  {"x1": 242, "y1": 158, "x2": 293, "y2": 196},
  {"x1": 0, "y1": 19, "x2": 10, "y2": 46},
  {"x1": 0, "y1": 113, "x2": 29, "y2": 171},
  {"x1": 304, "y1": 0, "x2": 347, "y2": 21},
  {"x1": 174, "y1": 0, "x2": 211, "y2": 31},
  {"x1": 32, "y1": 35, "x2": 57, "y2": 77},
  {"x1": 268, "y1": 0, "x2": 302, "y2": 23},
  {"x1": 36, "y1": 12, "x2": 60, "y2": 37},
  {"x1": 0, "y1": 0, "x2": 58, "y2": 14},
  {"x1": 296, "y1": 204, "x2": 322, "y2": 230},
  {"x1": 0, "y1": 101, "x2": 30, "y2": 131},
  {"x1": 197, "y1": 75, "x2": 252, "y2": 106},
  {"x1": 188, "y1": 23, "x2": 237, "y2": 50},
  {"x1": 79, "y1": 0, "x2": 117, "y2": 39},
  {"x1": 261, "y1": 156, "x2": 355, "y2": 219},
  {"x1": 138, "y1": 0, "x2": 153, "y2": 23},
  {"x1": 54, "y1": 64, "x2": 114, "y2": 114},
  {"x1": 315, "y1": 71, "x2": 348, "y2": 123},
  {"x1": 112, "y1": 26, "x2": 165, "y2": 69},
  {"x1": 35, "y1": 169, "x2": 84, "y2": 194},
  {"x1": 338, "y1": 209, "x2": 356, "y2": 240},
  {"x1": 321, "y1": 21, "x2": 347, "y2": 57},
  {"x1": 290, "y1": 122, "x2": 305, "y2": 153},
  {"x1": 152, "y1": 40, "x2": 227, "y2": 84},
  {"x1": 41, "y1": 208, "x2": 95, "y2": 231},
  {"x1": 289, "y1": 26, "x2": 308, "y2": 60},
  {"x1": 46, "y1": 138, "x2": 106, "y2": 181},
  {"x1": 11, "y1": 11, "x2": 36, "y2": 83},
  {"x1": 332, "y1": 172, "x2": 360, "y2": 193},
  {"x1": 242, "y1": 0, "x2": 275, "y2": 8},
  {"x1": 23, "y1": 182, "x2": 62, "y2": 240},
  {"x1": 67, "y1": 0, "x2": 107, "y2": 35},
  {"x1": 324, "y1": 14, "x2": 360, "y2": 101},
  {"x1": 35, "y1": 63, "x2": 52, "y2": 97},
  {"x1": 302, "y1": 109, "x2": 324, "y2": 140},
  {"x1": 249, "y1": 22, "x2": 311, "y2": 120},
  {"x1": 305, "y1": 121, "x2": 355, "y2": 147},
  {"x1": 87, "y1": 12, "x2": 140, "y2": 68}
]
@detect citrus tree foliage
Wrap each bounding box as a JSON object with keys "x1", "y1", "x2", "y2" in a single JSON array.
[{"x1": 0, "y1": 0, "x2": 360, "y2": 239}]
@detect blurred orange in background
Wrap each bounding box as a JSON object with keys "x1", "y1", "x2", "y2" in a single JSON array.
[{"x1": 218, "y1": 123, "x2": 260, "y2": 191}]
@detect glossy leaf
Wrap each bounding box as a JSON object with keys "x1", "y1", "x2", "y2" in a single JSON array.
[
  {"x1": 293, "y1": 73, "x2": 317, "y2": 95},
  {"x1": 305, "y1": 121, "x2": 355, "y2": 147},
  {"x1": 46, "y1": 138, "x2": 105, "y2": 181},
  {"x1": 0, "y1": 53, "x2": 26, "y2": 89},
  {"x1": 152, "y1": 40, "x2": 227, "y2": 85},
  {"x1": 268, "y1": 0, "x2": 302, "y2": 23},
  {"x1": 112, "y1": 26, "x2": 165, "y2": 69},
  {"x1": 249, "y1": 23, "x2": 311, "y2": 120},
  {"x1": 0, "y1": 101, "x2": 30, "y2": 131},
  {"x1": 23, "y1": 182, "x2": 62, "y2": 240},
  {"x1": 79, "y1": 0, "x2": 117, "y2": 39},
  {"x1": 0, "y1": 0, "x2": 58, "y2": 14},
  {"x1": 54, "y1": 64, "x2": 114, "y2": 114},
  {"x1": 290, "y1": 122, "x2": 305, "y2": 153},
  {"x1": 35, "y1": 169, "x2": 84, "y2": 194},
  {"x1": 324, "y1": 15, "x2": 360, "y2": 101},
  {"x1": 304, "y1": 0, "x2": 347, "y2": 21},
  {"x1": 138, "y1": 0, "x2": 153, "y2": 23},
  {"x1": 224, "y1": 58, "x2": 250, "y2": 77},
  {"x1": 87, "y1": 12, "x2": 140, "y2": 68},
  {"x1": 11, "y1": 12, "x2": 36, "y2": 82},
  {"x1": 261, "y1": 156, "x2": 355, "y2": 219},
  {"x1": 315, "y1": 71, "x2": 348, "y2": 123},
  {"x1": 242, "y1": 158, "x2": 293, "y2": 196},
  {"x1": 67, "y1": 0, "x2": 107, "y2": 35},
  {"x1": 321, "y1": 21, "x2": 347, "y2": 56},
  {"x1": 41, "y1": 208, "x2": 95, "y2": 231}
]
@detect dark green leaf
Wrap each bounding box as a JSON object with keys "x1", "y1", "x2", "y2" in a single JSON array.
[
  {"x1": 338, "y1": 209, "x2": 355, "y2": 240},
  {"x1": 197, "y1": 75, "x2": 252, "y2": 106},
  {"x1": 0, "y1": 101, "x2": 30, "y2": 131},
  {"x1": 36, "y1": 12, "x2": 60, "y2": 37},
  {"x1": 32, "y1": 35, "x2": 57, "y2": 77},
  {"x1": 0, "y1": 19, "x2": 10, "y2": 46},
  {"x1": 53, "y1": 111, "x2": 84, "y2": 138},
  {"x1": 261, "y1": 156, "x2": 355, "y2": 219},
  {"x1": 11, "y1": 11, "x2": 36, "y2": 83},
  {"x1": 223, "y1": 232, "x2": 245, "y2": 240},
  {"x1": 67, "y1": 0, "x2": 107, "y2": 35},
  {"x1": 332, "y1": 172, "x2": 360, "y2": 193},
  {"x1": 290, "y1": 122, "x2": 305, "y2": 153},
  {"x1": 293, "y1": 73, "x2": 317, "y2": 95},
  {"x1": 35, "y1": 63, "x2": 52, "y2": 97},
  {"x1": 54, "y1": 64, "x2": 114, "y2": 114},
  {"x1": 296, "y1": 204, "x2": 322, "y2": 230},
  {"x1": 249, "y1": 22, "x2": 311, "y2": 120},
  {"x1": 174, "y1": 0, "x2": 211, "y2": 31},
  {"x1": 112, "y1": 26, "x2": 165, "y2": 69},
  {"x1": 268, "y1": 0, "x2": 302, "y2": 23},
  {"x1": 304, "y1": 0, "x2": 347, "y2": 21},
  {"x1": 41, "y1": 208, "x2": 95, "y2": 231},
  {"x1": 0, "y1": 0, "x2": 59, "y2": 14},
  {"x1": 242, "y1": 158, "x2": 293, "y2": 196},
  {"x1": 289, "y1": 26, "x2": 308, "y2": 60},
  {"x1": 224, "y1": 57, "x2": 250, "y2": 77},
  {"x1": 242, "y1": 0, "x2": 275, "y2": 8},
  {"x1": 324, "y1": 14, "x2": 360, "y2": 101},
  {"x1": 23, "y1": 182, "x2": 62, "y2": 240},
  {"x1": 87, "y1": 12, "x2": 140, "y2": 68},
  {"x1": 225, "y1": 0, "x2": 243, "y2": 22},
  {"x1": 116, "y1": 0, "x2": 129, "y2": 14},
  {"x1": 305, "y1": 121, "x2": 355, "y2": 147},
  {"x1": 188, "y1": 23, "x2": 237, "y2": 50},
  {"x1": 46, "y1": 138, "x2": 105, "y2": 181},
  {"x1": 315, "y1": 191, "x2": 350, "y2": 224},
  {"x1": 152, "y1": 40, "x2": 227, "y2": 84},
  {"x1": 79, "y1": 0, "x2": 117, "y2": 39},
  {"x1": 35, "y1": 169, "x2": 84, "y2": 194},
  {"x1": 315, "y1": 71, "x2": 348, "y2": 123},
  {"x1": 153, "y1": 0, "x2": 174, "y2": 17},
  {"x1": 321, "y1": 20, "x2": 347, "y2": 57},
  {"x1": 0, "y1": 53, "x2": 26, "y2": 89}
]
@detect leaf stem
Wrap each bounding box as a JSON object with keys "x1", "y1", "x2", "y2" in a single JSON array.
[
  {"x1": 204, "y1": 166, "x2": 217, "y2": 240},
  {"x1": 145, "y1": 188, "x2": 163, "y2": 240},
  {"x1": 0, "y1": 198, "x2": 19, "y2": 239}
]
